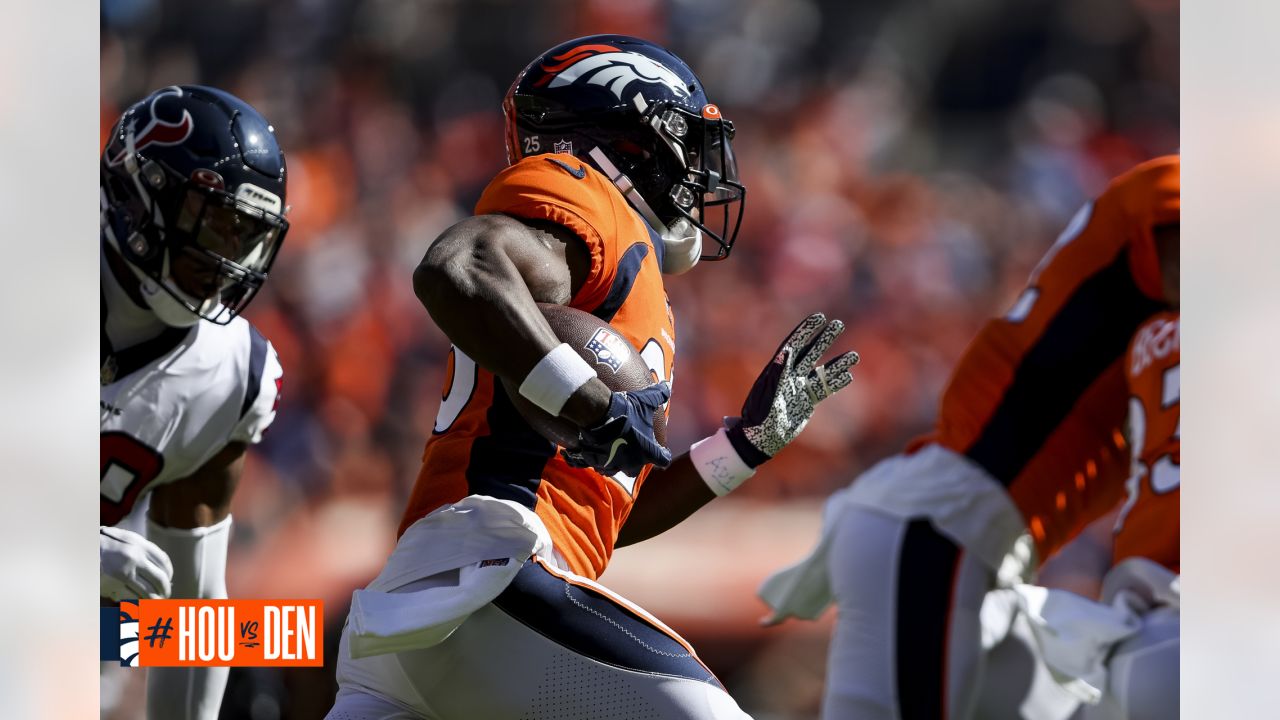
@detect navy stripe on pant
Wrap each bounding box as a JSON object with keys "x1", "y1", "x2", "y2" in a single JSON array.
[
  {"x1": 896, "y1": 519, "x2": 962, "y2": 720},
  {"x1": 493, "y1": 560, "x2": 721, "y2": 687}
]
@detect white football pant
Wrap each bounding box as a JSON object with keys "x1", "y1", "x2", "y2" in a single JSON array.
[{"x1": 328, "y1": 558, "x2": 752, "y2": 720}]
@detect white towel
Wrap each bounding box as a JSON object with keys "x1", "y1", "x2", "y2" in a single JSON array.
[
  {"x1": 1008, "y1": 558, "x2": 1179, "y2": 703},
  {"x1": 346, "y1": 495, "x2": 553, "y2": 659},
  {"x1": 1006, "y1": 584, "x2": 1141, "y2": 704}
]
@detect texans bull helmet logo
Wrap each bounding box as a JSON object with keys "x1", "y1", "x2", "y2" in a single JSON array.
[{"x1": 105, "y1": 86, "x2": 194, "y2": 168}]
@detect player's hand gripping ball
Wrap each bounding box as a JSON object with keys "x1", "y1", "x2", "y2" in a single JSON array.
[{"x1": 502, "y1": 304, "x2": 670, "y2": 475}]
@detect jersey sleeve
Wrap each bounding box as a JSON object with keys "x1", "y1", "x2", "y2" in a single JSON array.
[
  {"x1": 474, "y1": 154, "x2": 624, "y2": 311},
  {"x1": 930, "y1": 158, "x2": 1175, "y2": 481},
  {"x1": 230, "y1": 330, "x2": 283, "y2": 445},
  {"x1": 1112, "y1": 155, "x2": 1180, "y2": 302}
]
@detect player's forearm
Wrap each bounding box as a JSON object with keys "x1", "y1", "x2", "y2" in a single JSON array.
[
  {"x1": 615, "y1": 454, "x2": 716, "y2": 547},
  {"x1": 414, "y1": 224, "x2": 609, "y2": 426}
]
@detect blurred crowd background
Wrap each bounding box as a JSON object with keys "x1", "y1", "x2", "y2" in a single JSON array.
[{"x1": 100, "y1": 0, "x2": 1177, "y2": 717}]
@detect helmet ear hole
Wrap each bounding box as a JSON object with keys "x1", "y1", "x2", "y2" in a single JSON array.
[
  {"x1": 141, "y1": 160, "x2": 167, "y2": 189},
  {"x1": 127, "y1": 231, "x2": 154, "y2": 259}
]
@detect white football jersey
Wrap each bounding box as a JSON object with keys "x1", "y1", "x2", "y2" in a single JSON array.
[{"x1": 100, "y1": 314, "x2": 282, "y2": 526}]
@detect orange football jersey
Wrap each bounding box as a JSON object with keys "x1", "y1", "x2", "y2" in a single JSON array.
[
  {"x1": 399, "y1": 153, "x2": 677, "y2": 580},
  {"x1": 912, "y1": 155, "x2": 1179, "y2": 561},
  {"x1": 1112, "y1": 311, "x2": 1180, "y2": 571}
]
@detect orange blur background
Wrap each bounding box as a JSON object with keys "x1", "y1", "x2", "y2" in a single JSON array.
[{"x1": 100, "y1": 0, "x2": 1177, "y2": 717}]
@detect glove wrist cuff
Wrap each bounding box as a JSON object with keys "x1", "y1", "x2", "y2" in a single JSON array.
[
  {"x1": 582, "y1": 392, "x2": 627, "y2": 435},
  {"x1": 725, "y1": 422, "x2": 771, "y2": 469},
  {"x1": 691, "y1": 427, "x2": 757, "y2": 496}
]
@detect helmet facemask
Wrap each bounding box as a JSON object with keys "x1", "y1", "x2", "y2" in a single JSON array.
[
  {"x1": 512, "y1": 100, "x2": 745, "y2": 273},
  {"x1": 168, "y1": 177, "x2": 287, "y2": 321},
  {"x1": 643, "y1": 102, "x2": 745, "y2": 264}
]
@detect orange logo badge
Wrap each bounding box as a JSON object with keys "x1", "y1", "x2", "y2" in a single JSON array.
[{"x1": 104, "y1": 599, "x2": 324, "y2": 667}]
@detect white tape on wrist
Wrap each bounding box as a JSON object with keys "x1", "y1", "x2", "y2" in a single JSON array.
[
  {"x1": 691, "y1": 427, "x2": 756, "y2": 496},
  {"x1": 518, "y1": 343, "x2": 597, "y2": 416}
]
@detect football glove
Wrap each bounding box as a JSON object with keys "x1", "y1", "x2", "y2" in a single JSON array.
[
  {"x1": 726, "y1": 313, "x2": 860, "y2": 467},
  {"x1": 101, "y1": 525, "x2": 174, "y2": 600},
  {"x1": 561, "y1": 381, "x2": 674, "y2": 477}
]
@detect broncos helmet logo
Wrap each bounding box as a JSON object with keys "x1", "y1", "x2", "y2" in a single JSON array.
[
  {"x1": 106, "y1": 86, "x2": 194, "y2": 167},
  {"x1": 538, "y1": 46, "x2": 691, "y2": 102},
  {"x1": 119, "y1": 600, "x2": 141, "y2": 667}
]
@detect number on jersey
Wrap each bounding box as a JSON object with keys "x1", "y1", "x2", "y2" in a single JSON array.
[
  {"x1": 1114, "y1": 364, "x2": 1179, "y2": 531},
  {"x1": 101, "y1": 432, "x2": 165, "y2": 525}
]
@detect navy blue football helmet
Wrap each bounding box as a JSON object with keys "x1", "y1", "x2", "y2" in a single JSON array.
[
  {"x1": 101, "y1": 85, "x2": 289, "y2": 325},
  {"x1": 503, "y1": 35, "x2": 745, "y2": 267}
]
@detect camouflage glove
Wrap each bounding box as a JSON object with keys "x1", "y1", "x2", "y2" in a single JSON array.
[{"x1": 725, "y1": 313, "x2": 860, "y2": 467}]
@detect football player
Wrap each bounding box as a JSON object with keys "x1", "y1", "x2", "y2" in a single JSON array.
[
  {"x1": 979, "y1": 307, "x2": 1181, "y2": 720},
  {"x1": 100, "y1": 85, "x2": 287, "y2": 719},
  {"x1": 759, "y1": 156, "x2": 1179, "y2": 719},
  {"x1": 1077, "y1": 307, "x2": 1180, "y2": 720},
  {"x1": 326, "y1": 35, "x2": 859, "y2": 720},
  {"x1": 1112, "y1": 309, "x2": 1179, "y2": 575}
]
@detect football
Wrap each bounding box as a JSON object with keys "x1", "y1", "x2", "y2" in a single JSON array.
[{"x1": 502, "y1": 303, "x2": 667, "y2": 449}]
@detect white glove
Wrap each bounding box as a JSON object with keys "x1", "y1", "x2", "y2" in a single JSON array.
[{"x1": 101, "y1": 525, "x2": 174, "y2": 600}]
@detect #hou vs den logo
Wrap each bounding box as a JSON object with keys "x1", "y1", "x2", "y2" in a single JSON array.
[{"x1": 103, "y1": 599, "x2": 324, "y2": 667}]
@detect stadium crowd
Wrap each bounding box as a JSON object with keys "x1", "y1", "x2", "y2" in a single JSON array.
[{"x1": 100, "y1": 0, "x2": 1177, "y2": 717}]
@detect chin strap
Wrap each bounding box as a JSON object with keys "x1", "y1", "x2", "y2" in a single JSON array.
[
  {"x1": 658, "y1": 218, "x2": 702, "y2": 275},
  {"x1": 586, "y1": 146, "x2": 702, "y2": 274},
  {"x1": 123, "y1": 255, "x2": 204, "y2": 328},
  {"x1": 587, "y1": 146, "x2": 668, "y2": 232}
]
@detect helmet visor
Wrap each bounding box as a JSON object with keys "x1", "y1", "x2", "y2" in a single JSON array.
[
  {"x1": 168, "y1": 186, "x2": 287, "y2": 320},
  {"x1": 700, "y1": 122, "x2": 742, "y2": 205},
  {"x1": 678, "y1": 112, "x2": 744, "y2": 260},
  {"x1": 175, "y1": 188, "x2": 285, "y2": 274}
]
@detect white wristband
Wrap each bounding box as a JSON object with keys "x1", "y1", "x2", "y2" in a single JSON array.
[
  {"x1": 519, "y1": 343, "x2": 598, "y2": 416},
  {"x1": 690, "y1": 427, "x2": 756, "y2": 496}
]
